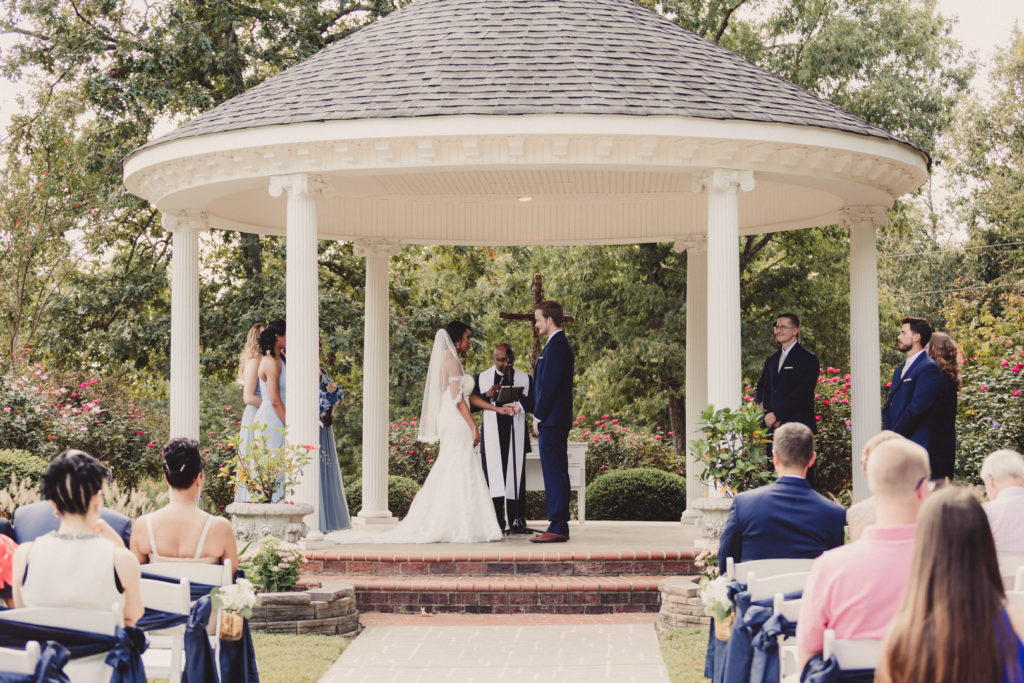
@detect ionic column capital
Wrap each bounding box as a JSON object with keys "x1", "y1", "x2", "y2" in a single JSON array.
[
  {"x1": 162, "y1": 210, "x2": 206, "y2": 233},
  {"x1": 673, "y1": 235, "x2": 707, "y2": 254},
  {"x1": 268, "y1": 173, "x2": 329, "y2": 199},
  {"x1": 692, "y1": 169, "x2": 755, "y2": 194},
  {"x1": 353, "y1": 239, "x2": 402, "y2": 258},
  {"x1": 838, "y1": 206, "x2": 888, "y2": 231}
]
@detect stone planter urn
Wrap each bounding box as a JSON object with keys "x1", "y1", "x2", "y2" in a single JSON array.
[
  {"x1": 225, "y1": 501, "x2": 314, "y2": 544},
  {"x1": 692, "y1": 497, "x2": 734, "y2": 543}
]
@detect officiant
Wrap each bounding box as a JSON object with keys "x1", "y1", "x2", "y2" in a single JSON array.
[{"x1": 470, "y1": 343, "x2": 534, "y2": 534}]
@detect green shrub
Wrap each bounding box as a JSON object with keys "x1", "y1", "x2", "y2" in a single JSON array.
[
  {"x1": 584, "y1": 467, "x2": 686, "y2": 521},
  {"x1": 569, "y1": 414, "x2": 682, "y2": 480},
  {"x1": 346, "y1": 475, "x2": 421, "y2": 519},
  {"x1": 387, "y1": 418, "x2": 437, "y2": 485},
  {"x1": 0, "y1": 449, "x2": 47, "y2": 489},
  {"x1": 955, "y1": 345, "x2": 1024, "y2": 484}
]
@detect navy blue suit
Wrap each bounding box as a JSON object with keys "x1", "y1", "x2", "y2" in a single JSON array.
[
  {"x1": 12, "y1": 500, "x2": 133, "y2": 547},
  {"x1": 717, "y1": 477, "x2": 845, "y2": 573},
  {"x1": 532, "y1": 330, "x2": 574, "y2": 536},
  {"x1": 882, "y1": 353, "x2": 947, "y2": 473},
  {"x1": 754, "y1": 342, "x2": 820, "y2": 433}
]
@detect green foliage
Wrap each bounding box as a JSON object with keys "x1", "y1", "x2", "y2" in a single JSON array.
[
  {"x1": 0, "y1": 449, "x2": 47, "y2": 489},
  {"x1": 812, "y1": 369, "x2": 854, "y2": 505},
  {"x1": 584, "y1": 468, "x2": 686, "y2": 521},
  {"x1": 240, "y1": 536, "x2": 307, "y2": 593},
  {"x1": 569, "y1": 412, "x2": 682, "y2": 481},
  {"x1": 387, "y1": 417, "x2": 436, "y2": 485},
  {"x1": 345, "y1": 475, "x2": 421, "y2": 520},
  {"x1": 230, "y1": 425, "x2": 314, "y2": 504},
  {"x1": 203, "y1": 412, "x2": 241, "y2": 516},
  {"x1": 690, "y1": 403, "x2": 773, "y2": 495}
]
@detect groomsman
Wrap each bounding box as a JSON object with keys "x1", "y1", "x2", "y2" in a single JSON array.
[
  {"x1": 470, "y1": 343, "x2": 534, "y2": 534},
  {"x1": 530, "y1": 301, "x2": 574, "y2": 543},
  {"x1": 883, "y1": 316, "x2": 945, "y2": 459}
]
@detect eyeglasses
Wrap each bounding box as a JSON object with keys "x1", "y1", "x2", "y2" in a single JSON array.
[
  {"x1": 773, "y1": 325, "x2": 795, "y2": 331},
  {"x1": 915, "y1": 477, "x2": 938, "y2": 492}
]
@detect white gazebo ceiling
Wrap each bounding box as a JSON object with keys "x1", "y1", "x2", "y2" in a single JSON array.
[{"x1": 123, "y1": 0, "x2": 929, "y2": 245}]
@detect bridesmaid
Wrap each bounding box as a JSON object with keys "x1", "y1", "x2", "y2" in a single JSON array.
[
  {"x1": 318, "y1": 348, "x2": 350, "y2": 532},
  {"x1": 249, "y1": 319, "x2": 287, "y2": 501},
  {"x1": 234, "y1": 322, "x2": 266, "y2": 502}
]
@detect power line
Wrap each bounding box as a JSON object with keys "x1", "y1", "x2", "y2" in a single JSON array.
[
  {"x1": 885, "y1": 240, "x2": 1024, "y2": 259},
  {"x1": 891, "y1": 281, "x2": 1023, "y2": 298}
]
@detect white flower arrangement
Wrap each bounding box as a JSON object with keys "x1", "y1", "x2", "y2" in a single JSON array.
[
  {"x1": 239, "y1": 535, "x2": 307, "y2": 592},
  {"x1": 210, "y1": 578, "x2": 257, "y2": 619},
  {"x1": 699, "y1": 574, "x2": 734, "y2": 622}
]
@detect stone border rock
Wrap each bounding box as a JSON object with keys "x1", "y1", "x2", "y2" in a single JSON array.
[
  {"x1": 249, "y1": 580, "x2": 360, "y2": 638},
  {"x1": 657, "y1": 576, "x2": 710, "y2": 631}
]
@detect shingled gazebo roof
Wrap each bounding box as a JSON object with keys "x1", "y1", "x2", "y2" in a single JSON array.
[{"x1": 148, "y1": 0, "x2": 912, "y2": 151}]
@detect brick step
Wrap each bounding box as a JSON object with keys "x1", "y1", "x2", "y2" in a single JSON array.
[
  {"x1": 303, "y1": 549, "x2": 695, "y2": 577},
  {"x1": 305, "y1": 574, "x2": 670, "y2": 615}
]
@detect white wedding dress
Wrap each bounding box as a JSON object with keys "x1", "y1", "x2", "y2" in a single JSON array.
[{"x1": 325, "y1": 331, "x2": 502, "y2": 544}]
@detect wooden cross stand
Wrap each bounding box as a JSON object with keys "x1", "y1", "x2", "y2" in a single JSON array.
[{"x1": 499, "y1": 273, "x2": 574, "y2": 373}]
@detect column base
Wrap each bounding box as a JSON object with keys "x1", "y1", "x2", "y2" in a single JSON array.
[
  {"x1": 680, "y1": 509, "x2": 703, "y2": 525},
  {"x1": 354, "y1": 512, "x2": 398, "y2": 525}
]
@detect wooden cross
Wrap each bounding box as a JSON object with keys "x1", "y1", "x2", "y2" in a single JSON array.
[{"x1": 499, "y1": 273, "x2": 574, "y2": 373}]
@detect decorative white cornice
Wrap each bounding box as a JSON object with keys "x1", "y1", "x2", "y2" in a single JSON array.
[
  {"x1": 268, "y1": 173, "x2": 329, "y2": 199},
  {"x1": 352, "y1": 239, "x2": 402, "y2": 258},
  {"x1": 838, "y1": 206, "x2": 889, "y2": 231},
  {"x1": 673, "y1": 235, "x2": 707, "y2": 253},
  {"x1": 691, "y1": 169, "x2": 756, "y2": 194},
  {"x1": 162, "y1": 210, "x2": 207, "y2": 233}
]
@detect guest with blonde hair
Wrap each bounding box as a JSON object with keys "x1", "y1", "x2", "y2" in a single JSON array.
[
  {"x1": 846, "y1": 430, "x2": 906, "y2": 540},
  {"x1": 925, "y1": 330, "x2": 960, "y2": 480},
  {"x1": 236, "y1": 322, "x2": 267, "y2": 501},
  {"x1": 877, "y1": 487, "x2": 1024, "y2": 683}
]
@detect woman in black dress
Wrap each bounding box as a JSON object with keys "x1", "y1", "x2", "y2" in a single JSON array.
[{"x1": 925, "y1": 331, "x2": 961, "y2": 481}]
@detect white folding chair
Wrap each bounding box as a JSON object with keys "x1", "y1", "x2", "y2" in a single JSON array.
[
  {"x1": 0, "y1": 641, "x2": 41, "y2": 675},
  {"x1": 726, "y1": 557, "x2": 815, "y2": 584},
  {"x1": 140, "y1": 577, "x2": 191, "y2": 683},
  {"x1": 823, "y1": 628, "x2": 883, "y2": 671},
  {"x1": 773, "y1": 593, "x2": 803, "y2": 683},
  {"x1": 748, "y1": 571, "x2": 811, "y2": 602},
  {"x1": 145, "y1": 560, "x2": 233, "y2": 670},
  {"x1": 1015, "y1": 566, "x2": 1024, "y2": 593},
  {"x1": 0, "y1": 603, "x2": 122, "y2": 683},
  {"x1": 999, "y1": 554, "x2": 1024, "y2": 589}
]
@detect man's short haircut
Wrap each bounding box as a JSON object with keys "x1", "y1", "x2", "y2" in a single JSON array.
[
  {"x1": 772, "y1": 422, "x2": 815, "y2": 468},
  {"x1": 534, "y1": 300, "x2": 563, "y2": 327},
  {"x1": 900, "y1": 316, "x2": 933, "y2": 346},
  {"x1": 494, "y1": 343, "x2": 514, "y2": 362},
  {"x1": 980, "y1": 449, "x2": 1024, "y2": 481},
  {"x1": 866, "y1": 439, "x2": 930, "y2": 497},
  {"x1": 778, "y1": 312, "x2": 800, "y2": 329}
]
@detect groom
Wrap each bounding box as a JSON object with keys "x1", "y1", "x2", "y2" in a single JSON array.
[{"x1": 530, "y1": 300, "x2": 574, "y2": 543}]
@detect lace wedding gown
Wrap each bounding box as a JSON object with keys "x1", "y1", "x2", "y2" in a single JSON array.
[{"x1": 325, "y1": 367, "x2": 502, "y2": 544}]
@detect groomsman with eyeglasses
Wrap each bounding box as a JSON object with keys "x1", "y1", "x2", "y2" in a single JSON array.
[{"x1": 755, "y1": 313, "x2": 821, "y2": 480}]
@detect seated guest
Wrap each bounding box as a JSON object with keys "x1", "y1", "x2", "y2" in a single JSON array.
[
  {"x1": 130, "y1": 437, "x2": 238, "y2": 569},
  {"x1": 13, "y1": 500, "x2": 132, "y2": 547},
  {"x1": 797, "y1": 439, "x2": 931, "y2": 668},
  {"x1": 718, "y1": 422, "x2": 846, "y2": 573},
  {"x1": 847, "y1": 430, "x2": 907, "y2": 541},
  {"x1": 982, "y1": 449, "x2": 1024, "y2": 554},
  {"x1": 877, "y1": 487, "x2": 1024, "y2": 683},
  {"x1": 11, "y1": 450, "x2": 143, "y2": 625}
]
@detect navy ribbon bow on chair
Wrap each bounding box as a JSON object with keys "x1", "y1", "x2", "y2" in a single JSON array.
[
  {"x1": 0, "y1": 621, "x2": 147, "y2": 683},
  {"x1": 723, "y1": 588, "x2": 802, "y2": 683},
  {"x1": 136, "y1": 596, "x2": 217, "y2": 683},
  {"x1": 800, "y1": 654, "x2": 874, "y2": 683},
  {"x1": 749, "y1": 612, "x2": 797, "y2": 683},
  {"x1": 0, "y1": 641, "x2": 71, "y2": 683}
]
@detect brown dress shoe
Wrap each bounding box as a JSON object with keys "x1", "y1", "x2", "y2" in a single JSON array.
[{"x1": 529, "y1": 531, "x2": 569, "y2": 543}]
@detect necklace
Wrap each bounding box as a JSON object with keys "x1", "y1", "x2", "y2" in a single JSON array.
[{"x1": 50, "y1": 531, "x2": 100, "y2": 540}]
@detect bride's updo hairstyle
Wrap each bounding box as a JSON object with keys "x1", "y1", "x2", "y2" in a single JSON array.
[
  {"x1": 258, "y1": 319, "x2": 286, "y2": 357},
  {"x1": 41, "y1": 449, "x2": 109, "y2": 516},
  {"x1": 444, "y1": 320, "x2": 470, "y2": 345},
  {"x1": 162, "y1": 437, "x2": 204, "y2": 490}
]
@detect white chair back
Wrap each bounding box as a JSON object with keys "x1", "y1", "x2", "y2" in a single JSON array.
[
  {"x1": 822, "y1": 629, "x2": 883, "y2": 670},
  {"x1": 1007, "y1": 590, "x2": 1024, "y2": 606},
  {"x1": 727, "y1": 557, "x2": 815, "y2": 584},
  {"x1": 140, "y1": 577, "x2": 191, "y2": 683},
  {"x1": 773, "y1": 593, "x2": 804, "y2": 683},
  {"x1": 748, "y1": 571, "x2": 811, "y2": 602},
  {"x1": 999, "y1": 554, "x2": 1024, "y2": 589},
  {"x1": 0, "y1": 603, "x2": 121, "y2": 683},
  {"x1": 1015, "y1": 566, "x2": 1024, "y2": 593},
  {"x1": 0, "y1": 641, "x2": 41, "y2": 675}
]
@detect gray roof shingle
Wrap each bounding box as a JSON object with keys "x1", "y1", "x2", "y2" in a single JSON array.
[{"x1": 144, "y1": 0, "x2": 913, "y2": 149}]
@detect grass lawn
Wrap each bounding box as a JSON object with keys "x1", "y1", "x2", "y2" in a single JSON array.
[
  {"x1": 659, "y1": 626, "x2": 709, "y2": 683},
  {"x1": 251, "y1": 632, "x2": 349, "y2": 683}
]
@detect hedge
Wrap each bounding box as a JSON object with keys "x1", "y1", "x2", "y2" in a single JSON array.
[
  {"x1": 345, "y1": 475, "x2": 421, "y2": 519},
  {"x1": 584, "y1": 467, "x2": 686, "y2": 521}
]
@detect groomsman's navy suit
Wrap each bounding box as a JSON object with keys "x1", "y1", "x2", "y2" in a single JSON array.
[
  {"x1": 882, "y1": 353, "x2": 949, "y2": 476},
  {"x1": 717, "y1": 476, "x2": 845, "y2": 573},
  {"x1": 532, "y1": 329, "x2": 574, "y2": 537},
  {"x1": 754, "y1": 342, "x2": 820, "y2": 433}
]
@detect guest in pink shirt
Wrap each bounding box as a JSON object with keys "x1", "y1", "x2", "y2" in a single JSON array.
[
  {"x1": 982, "y1": 449, "x2": 1024, "y2": 555},
  {"x1": 796, "y1": 438, "x2": 932, "y2": 668}
]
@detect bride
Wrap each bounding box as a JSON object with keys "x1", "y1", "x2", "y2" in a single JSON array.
[{"x1": 326, "y1": 322, "x2": 507, "y2": 544}]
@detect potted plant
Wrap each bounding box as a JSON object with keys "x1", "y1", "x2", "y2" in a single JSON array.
[
  {"x1": 223, "y1": 425, "x2": 316, "y2": 543},
  {"x1": 688, "y1": 403, "x2": 772, "y2": 540},
  {"x1": 210, "y1": 578, "x2": 257, "y2": 641}
]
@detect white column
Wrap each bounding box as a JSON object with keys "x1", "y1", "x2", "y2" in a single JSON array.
[
  {"x1": 353, "y1": 239, "x2": 402, "y2": 523},
  {"x1": 675, "y1": 236, "x2": 708, "y2": 521},
  {"x1": 841, "y1": 206, "x2": 889, "y2": 502},
  {"x1": 164, "y1": 211, "x2": 205, "y2": 441},
  {"x1": 694, "y1": 170, "x2": 755, "y2": 411},
  {"x1": 269, "y1": 174, "x2": 326, "y2": 531}
]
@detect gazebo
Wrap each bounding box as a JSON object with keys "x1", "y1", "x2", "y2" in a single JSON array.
[{"x1": 123, "y1": 0, "x2": 928, "y2": 531}]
